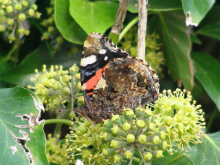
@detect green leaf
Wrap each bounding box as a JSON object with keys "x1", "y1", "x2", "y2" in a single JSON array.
[
  {"x1": 151, "y1": 11, "x2": 193, "y2": 89},
  {"x1": 128, "y1": 0, "x2": 182, "y2": 13},
  {"x1": 0, "y1": 44, "x2": 81, "y2": 86},
  {"x1": 54, "y1": 0, "x2": 87, "y2": 45},
  {"x1": 190, "y1": 35, "x2": 202, "y2": 45},
  {"x1": 181, "y1": 0, "x2": 215, "y2": 26},
  {"x1": 0, "y1": 87, "x2": 48, "y2": 165},
  {"x1": 69, "y1": 0, "x2": 118, "y2": 34},
  {"x1": 191, "y1": 52, "x2": 220, "y2": 111},
  {"x1": 197, "y1": 21, "x2": 220, "y2": 40},
  {"x1": 185, "y1": 132, "x2": 220, "y2": 165},
  {"x1": 152, "y1": 150, "x2": 192, "y2": 165},
  {"x1": 27, "y1": 123, "x2": 48, "y2": 165}
]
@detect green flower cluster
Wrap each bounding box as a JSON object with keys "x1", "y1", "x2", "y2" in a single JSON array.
[
  {"x1": 153, "y1": 89, "x2": 205, "y2": 152},
  {"x1": 66, "y1": 118, "x2": 113, "y2": 165},
  {"x1": 122, "y1": 27, "x2": 164, "y2": 75},
  {"x1": 41, "y1": 0, "x2": 64, "y2": 52},
  {"x1": 66, "y1": 89, "x2": 205, "y2": 164},
  {"x1": 0, "y1": 0, "x2": 41, "y2": 42},
  {"x1": 46, "y1": 134, "x2": 74, "y2": 165},
  {"x1": 103, "y1": 108, "x2": 166, "y2": 164},
  {"x1": 28, "y1": 64, "x2": 82, "y2": 111}
]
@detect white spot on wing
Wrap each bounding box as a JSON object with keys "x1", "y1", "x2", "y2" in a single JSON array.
[
  {"x1": 81, "y1": 55, "x2": 97, "y2": 67},
  {"x1": 104, "y1": 56, "x2": 108, "y2": 61},
  {"x1": 10, "y1": 146, "x2": 17, "y2": 155},
  {"x1": 99, "y1": 49, "x2": 106, "y2": 54}
]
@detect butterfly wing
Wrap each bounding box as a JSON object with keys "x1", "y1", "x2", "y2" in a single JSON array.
[{"x1": 80, "y1": 33, "x2": 128, "y2": 114}]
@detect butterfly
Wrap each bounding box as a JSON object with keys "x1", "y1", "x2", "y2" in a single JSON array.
[{"x1": 75, "y1": 32, "x2": 159, "y2": 123}]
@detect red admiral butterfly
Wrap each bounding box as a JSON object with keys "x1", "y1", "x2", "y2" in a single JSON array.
[{"x1": 75, "y1": 33, "x2": 159, "y2": 123}]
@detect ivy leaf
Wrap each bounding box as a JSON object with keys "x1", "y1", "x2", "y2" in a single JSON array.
[
  {"x1": 128, "y1": 0, "x2": 182, "y2": 13},
  {"x1": 69, "y1": 0, "x2": 118, "y2": 34},
  {"x1": 197, "y1": 21, "x2": 220, "y2": 40},
  {"x1": 181, "y1": 0, "x2": 215, "y2": 26},
  {"x1": 185, "y1": 132, "x2": 220, "y2": 165},
  {"x1": 152, "y1": 150, "x2": 192, "y2": 165},
  {"x1": 191, "y1": 52, "x2": 220, "y2": 111},
  {"x1": 54, "y1": 0, "x2": 87, "y2": 44},
  {"x1": 0, "y1": 87, "x2": 48, "y2": 165},
  {"x1": 0, "y1": 44, "x2": 81, "y2": 86},
  {"x1": 150, "y1": 11, "x2": 193, "y2": 89}
]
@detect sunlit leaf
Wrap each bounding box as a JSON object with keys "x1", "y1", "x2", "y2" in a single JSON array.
[
  {"x1": 54, "y1": 0, "x2": 87, "y2": 44},
  {"x1": 69, "y1": 0, "x2": 118, "y2": 34}
]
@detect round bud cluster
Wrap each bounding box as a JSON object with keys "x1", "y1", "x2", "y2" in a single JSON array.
[
  {"x1": 28, "y1": 64, "x2": 82, "y2": 111},
  {"x1": 103, "y1": 108, "x2": 167, "y2": 164},
  {"x1": 46, "y1": 134, "x2": 73, "y2": 165},
  {"x1": 152, "y1": 89, "x2": 205, "y2": 153},
  {"x1": 0, "y1": 0, "x2": 41, "y2": 43},
  {"x1": 66, "y1": 117, "x2": 114, "y2": 165},
  {"x1": 41, "y1": 0, "x2": 64, "y2": 52},
  {"x1": 122, "y1": 26, "x2": 164, "y2": 75}
]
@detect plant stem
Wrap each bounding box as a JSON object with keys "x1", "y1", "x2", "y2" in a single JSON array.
[
  {"x1": 111, "y1": 0, "x2": 130, "y2": 35},
  {"x1": 119, "y1": 16, "x2": 138, "y2": 42},
  {"x1": 137, "y1": 0, "x2": 148, "y2": 61},
  {"x1": 109, "y1": 0, "x2": 130, "y2": 44},
  {"x1": 45, "y1": 119, "x2": 73, "y2": 127}
]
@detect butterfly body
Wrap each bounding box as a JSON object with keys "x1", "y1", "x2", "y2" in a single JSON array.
[{"x1": 76, "y1": 33, "x2": 159, "y2": 123}]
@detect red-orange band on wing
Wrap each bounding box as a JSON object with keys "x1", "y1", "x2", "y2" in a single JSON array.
[{"x1": 85, "y1": 63, "x2": 109, "y2": 96}]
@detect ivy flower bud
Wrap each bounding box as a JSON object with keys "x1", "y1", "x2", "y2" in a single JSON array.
[
  {"x1": 0, "y1": 25, "x2": 6, "y2": 32},
  {"x1": 111, "y1": 115, "x2": 120, "y2": 122},
  {"x1": 15, "y1": 4, "x2": 22, "y2": 11},
  {"x1": 28, "y1": 9, "x2": 35, "y2": 16},
  {"x1": 110, "y1": 140, "x2": 118, "y2": 148},
  {"x1": 36, "y1": 12, "x2": 41, "y2": 19},
  {"x1": 153, "y1": 136, "x2": 161, "y2": 144},
  {"x1": 160, "y1": 131, "x2": 166, "y2": 140},
  {"x1": 22, "y1": 0, "x2": 28, "y2": 7},
  {"x1": 77, "y1": 96, "x2": 84, "y2": 104},
  {"x1": 122, "y1": 122, "x2": 131, "y2": 131},
  {"x1": 102, "y1": 148, "x2": 108, "y2": 156},
  {"x1": 138, "y1": 134, "x2": 147, "y2": 144},
  {"x1": 144, "y1": 152, "x2": 152, "y2": 161},
  {"x1": 126, "y1": 134, "x2": 135, "y2": 143},
  {"x1": 56, "y1": 37, "x2": 64, "y2": 44},
  {"x1": 137, "y1": 120, "x2": 145, "y2": 128},
  {"x1": 32, "y1": 4, "x2": 38, "y2": 11},
  {"x1": 75, "y1": 73, "x2": 80, "y2": 79},
  {"x1": 18, "y1": 13, "x2": 26, "y2": 21},
  {"x1": 162, "y1": 141, "x2": 168, "y2": 150},
  {"x1": 7, "y1": 18, "x2": 14, "y2": 25},
  {"x1": 6, "y1": 6, "x2": 13, "y2": 13},
  {"x1": 0, "y1": 10, "x2": 4, "y2": 17},
  {"x1": 124, "y1": 151, "x2": 133, "y2": 159},
  {"x1": 111, "y1": 126, "x2": 118, "y2": 134},
  {"x1": 77, "y1": 82, "x2": 82, "y2": 90},
  {"x1": 155, "y1": 150, "x2": 163, "y2": 159},
  {"x1": 114, "y1": 155, "x2": 121, "y2": 163}
]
